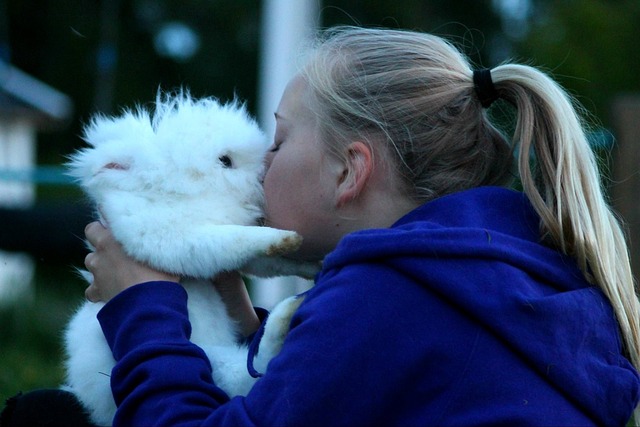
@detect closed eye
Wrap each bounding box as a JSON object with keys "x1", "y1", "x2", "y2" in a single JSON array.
[
  {"x1": 219, "y1": 155, "x2": 233, "y2": 168},
  {"x1": 269, "y1": 142, "x2": 282, "y2": 152}
]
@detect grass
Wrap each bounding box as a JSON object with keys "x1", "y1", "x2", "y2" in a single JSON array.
[{"x1": 0, "y1": 262, "x2": 86, "y2": 402}]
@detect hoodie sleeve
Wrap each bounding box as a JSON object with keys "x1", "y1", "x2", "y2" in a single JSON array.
[
  {"x1": 98, "y1": 282, "x2": 257, "y2": 426},
  {"x1": 98, "y1": 269, "x2": 466, "y2": 427}
]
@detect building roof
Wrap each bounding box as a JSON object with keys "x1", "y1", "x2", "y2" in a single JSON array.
[{"x1": 0, "y1": 60, "x2": 73, "y2": 127}]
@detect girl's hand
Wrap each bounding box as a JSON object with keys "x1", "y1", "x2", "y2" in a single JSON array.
[
  {"x1": 212, "y1": 271, "x2": 261, "y2": 337},
  {"x1": 84, "y1": 221, "x2": 179, "y2": 302}
]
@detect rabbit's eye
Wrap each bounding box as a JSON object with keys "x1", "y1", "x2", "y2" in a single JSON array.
[{"x1": 219, "y1": 155, "x2": 233, "y2": 168}]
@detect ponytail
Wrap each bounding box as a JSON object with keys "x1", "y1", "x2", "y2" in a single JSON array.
[{"x1": 490, "y1": 64, "x2": 640, "y2": 375}]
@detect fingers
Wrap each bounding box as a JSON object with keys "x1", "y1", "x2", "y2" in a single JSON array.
[
  {"x1": 96, "y1": 206, "x2": 109, "y2": 228},
  {"x1": 83, "y1": 224, "x2": 104, "y2": 303},
  {"x1": 83, "y1": 252, "x2": 99, "y2": 302},
  {"x1": 83, "y1": 221, "x2": 118, "y2": 303},
  {"x1": 84, "y1": 251, "x2": 95, "y2": 272},
  {"x1": 84, "y1": 221, "x2": 109, "y2": 249},
  {"x1": 84, "y1": 282, "x2": 101, "y2": 303},
  {"x1": 82, "y1": 221, "x2": 181, "y2": 303}
]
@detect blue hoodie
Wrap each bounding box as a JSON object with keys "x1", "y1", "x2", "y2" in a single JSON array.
[{"x1": 99, "y1": 186, "x2": 639, "y2": 426}]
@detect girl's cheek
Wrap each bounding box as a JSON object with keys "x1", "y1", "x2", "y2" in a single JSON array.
[
  {"x1": 261, "y1": 169, "x2": 276, "y2": 202},
  {"x1": 263, "y1": 151, "x2": 274, "y2": 171},
  {"x1": 262, "y1": 150, "x2": 279, "y2": 184}
]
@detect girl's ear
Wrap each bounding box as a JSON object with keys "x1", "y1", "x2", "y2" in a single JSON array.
[{"x1": 336, "y1": 141, "x2": 374, "y2": 207}]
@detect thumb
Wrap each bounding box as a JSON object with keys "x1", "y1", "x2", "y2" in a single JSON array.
[{"x1": 96, "y1": 206, "x2": 109, "y2": 228}]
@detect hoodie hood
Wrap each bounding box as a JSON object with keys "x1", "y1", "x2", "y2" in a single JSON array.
[{"x1": 321, "y1": 186, "x2": 639, "y2": 425}]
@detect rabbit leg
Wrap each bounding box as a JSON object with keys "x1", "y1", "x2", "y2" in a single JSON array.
[{"x1": 116, "y1": 224, "x2": 302, "y2": 279}]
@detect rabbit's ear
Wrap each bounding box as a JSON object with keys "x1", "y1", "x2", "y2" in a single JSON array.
[
  {"x1": 93, "y1": 157, "x2": 133, "y2": 177},
  {"x1": 83, "y1": 109, "x2": 152, "y2": 148},
  {"x1": 66, "y1": 146, "x2": 135, "y2": 185}
]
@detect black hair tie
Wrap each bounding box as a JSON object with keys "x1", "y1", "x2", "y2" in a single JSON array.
[{"x1": 473, "y1": 69, "x2": 499, "y2": 108}]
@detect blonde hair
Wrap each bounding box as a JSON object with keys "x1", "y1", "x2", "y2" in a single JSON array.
[{"x1": 302, "y1": 25, "x2": 640, "y2": 380}]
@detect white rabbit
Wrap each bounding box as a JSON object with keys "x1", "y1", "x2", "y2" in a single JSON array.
[{"x1": 62, "y1": 91, "x2": 318, "y2": 426}]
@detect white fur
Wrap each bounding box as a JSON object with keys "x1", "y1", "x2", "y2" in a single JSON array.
[
  {"x1": 252, "y1": 294, "x2": 305, "y2": 375},
  {"x1": 62, "y1": 92, "x2": 317, "y2": 426}
]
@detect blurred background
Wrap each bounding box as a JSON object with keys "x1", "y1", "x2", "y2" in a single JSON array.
[{"x1": 0, "y1": 0, "x2": 639, "y2": 400}]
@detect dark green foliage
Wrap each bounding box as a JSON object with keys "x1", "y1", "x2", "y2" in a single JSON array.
[{"x1": 0, "y1": 265, "x2": 86, "y2": 399}]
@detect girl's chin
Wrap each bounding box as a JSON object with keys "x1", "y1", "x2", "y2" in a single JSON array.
[
  {"x1": 295, "y1": 244, "x2": 331, "y2": 263},
  {"x1": 260, "y1": 219, "x2": 329, "y2": 261}
]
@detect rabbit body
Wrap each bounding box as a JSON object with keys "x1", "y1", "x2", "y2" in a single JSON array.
[
  {"x1": 67, "y1": 93, "x2": 306, "y2": 277},
  {"x1": 62, "y1": 93, "x2": 315, "y2": 426}
]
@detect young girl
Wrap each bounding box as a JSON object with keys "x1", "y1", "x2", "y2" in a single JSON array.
[{"x1": 6, "y1": 26, "x2": 639, "y2": 426}]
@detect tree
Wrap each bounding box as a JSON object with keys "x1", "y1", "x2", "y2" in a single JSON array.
[
  {"x1": 512, "y1": 0, "x2": 640, "y2": 127},
  {"x1": 322, "y1": 0, "x2": 503, "y2": 66},
  {"x1": 6, "y1": 0, "x2": 262, "y2": 165}
]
